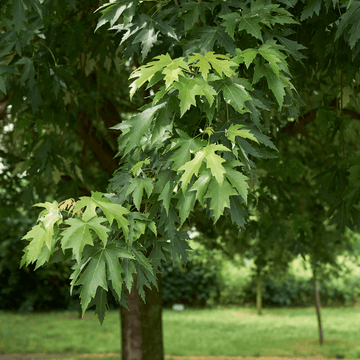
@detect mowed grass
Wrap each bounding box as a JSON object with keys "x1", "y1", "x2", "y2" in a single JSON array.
[{"x1": 1, "y1": 307, "x2": 360, "y2": 359}]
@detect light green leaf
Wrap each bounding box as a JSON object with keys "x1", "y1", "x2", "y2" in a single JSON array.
[
  {"x1": 169, "y1": 130, "x2": 206, "y2": 170},
  {"x1": 129, "y1": 54, "x2": 173, "y2": 99},
  {"x1": 226, "y1": 124, "x2": 259, "y2": 144},
  {"x1": 204, "y1": 179, "x2": 237, "y2": 222},
  {"x1": 238, "y1": 48, "x2": 258, "y2": 68},
  {"x1": 21, "y1": 225, "x2": 52, "y2": 267},
  {"x1": 178, "y1": 149, "x2": 206, "y2": 192},
  {"x1": 190, "y1": 170, "x2": 211, "y2": 207},
  {"x1": 113, "y1": 103, "x2": 165, "y2": 155},
  {"x1": 189, "y1": 52, "x2": 237, "y2": 79},
  {"x1": 61, "y1": 217, "x2": 109, "y2": 261},
  {"x1": 73, "y1": 192, "x2": 129, "y2": 236},
  {"x1": 162, "y1": 59, "x2": 187, "y2": 89},
  {"x1": 258, "y1": 41, "x2": 288, "y2": 76},
  {"x1": 204, "y1": 144, "x2": 230, "y2": 185},
  {"x1": 172, "y1": 75, "x2": 211, "y2": 117}
]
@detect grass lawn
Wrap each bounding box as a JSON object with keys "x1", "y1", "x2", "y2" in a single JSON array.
[{"x1": 0, "y1": 307, "x2": 359, "y2": 359}]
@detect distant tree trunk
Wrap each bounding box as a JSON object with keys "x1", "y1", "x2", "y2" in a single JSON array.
[
  {"x1": 256, "y1": 275, "x2": 263, "y2": 316},
  {"x1": 120, "y1": 273, "x2": 164, "y2": 360},
  {"x1": 312, "y1": 265, "x2": 324, "y2": 345}
]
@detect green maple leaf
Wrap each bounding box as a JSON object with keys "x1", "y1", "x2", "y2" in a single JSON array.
[
  {"x1": 133, "y1": 23, "x2": 158, "y2": 59},
  {"x1": 237, "y1": 48, "x2": 258, "y2": 68},
  {"x1": 11, "y1": 0, "x2": 26, "y2": 33},
  {"x1": 246, "y1": 125, "x2": 278, "y2": 151},
  {"x1": 176, "y1": 190, "x2": 196, "y2": 225},
  {"x1": 178, "y1": 148, "x2": 206, "y2": 192},
  {"x1": 88, "y1": 287, "x2": 108, "y2": 325},
  {"x1": 220, "y1": 12, "x2": 241, "y2": 39},
  {"x1": 20, "y1": 225, "x2": 52, "y2": 267},
  {"x1": 204, "y1": 144, "x2": 230, "y2": 185},
  {"x1": 223, "y1": 162, "x2": 249, "y2": 203},
  {"x1": 76, "y1": 249, "x2": 108, "y2": 314},
  {"x1": 185, "y1": 26, "x2": 236, "y2": 55},
  {"x1": 103, "y1": 243, "x2": 134, "y2": 300},
  {"x1": 193, "y1": 76, "x2": 217, "y2": 106},
  {"x1": 153, "y1": 17, "x2": 179, "y2": 41},
  {"x1": 154, "y1": 170, "x2": 177, "y2": 215},
  {"x1": 189, "y1": 52, "x2": 237, "y2": 79},
  {"x1": 20, "y1": 201, "x2": 62, "y2": 267},
  {"x1": 181, "y1": 1, "x2": 208, "y2": 32},
  {"x1": 335, "y1": 2, "x2": 360, "y2": 49},
  {"x1": 166, "y1": 231, "x2": 191, "y2": 261},
  {"x1": 253, "y1": 62, "x2": 287, "y2": 108},
  {"x1": 112, "y1": 103, "x2": 165, "y2": 155},
  {"x1": 95, "y1": 1, "x2": 130, "y2": 32},
  {"x1": 121, "y1": 258, "x2": 136, "y2": 292},
  {"x1": 126, "y1": 177, "x2": 154, "y2": 211},
  {"x1": 149, "y1": 238, "x2": 167, "y2": 268},
  {"x1": 169, "y1": 130, "x2": 206, "y2": 170},
  {"x1": 190, "y1": 170, "x2": 211, "y2": 207},
  {"x1": 172, "y1": 75, "x2": 214, "y2": 117},
  {"x1": 162, "y1": 57, "x2": 189, "y2": 89},
  {"x1": 129, "y1": 54, "x2": 173, "y2": 99},
  {"x1": 35, "y1": 201, "x2": 62, "y2": 247},
  {"x1": 227, "y1": 195, "x2": 247, "y2": 227},
  {"x1": 218, "y1": 76, "x2": 253, "y2": 114},
  {"x1": 204, "y1": 179, "x2": 237, "y2": 222},
  {"x1": 276, "y1": 36, "x2": 307, "y2": 64},
  {"x1": 226, "y1": 124, "x2": 259, "y2": 144},
  {"x1": 73, "y1": 191, "x2": 130, "y2": 236},
  {"x1": 61, "y1": 217, "x2": 109, "y2": 261},
  {"x1": 258, "y1": 41, "x2": 288, "y2": 76},
  {"x1": 238, "y1": 15, "x2": 262, "y2": 41},
  {"x1": 300, "y1": 0, "x2": 322, "y2": 20}
]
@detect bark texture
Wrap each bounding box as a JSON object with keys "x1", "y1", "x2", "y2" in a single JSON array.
[
  {"x1": 256, "y1": 276, "x2": 263, "y2": 316},
  {"x1": 312, "y1": 267, "x2": 324, "y2": 345},
  {"x1": 120, "y1": 274, "x2": 164, "y2": 360}
]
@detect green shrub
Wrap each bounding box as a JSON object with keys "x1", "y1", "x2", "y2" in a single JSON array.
[{"x1": 161, "y1": 250, "x2": 221, "y2": 308}]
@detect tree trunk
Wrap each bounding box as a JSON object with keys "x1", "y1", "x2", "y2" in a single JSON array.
[
  {"x1": 256, "y1": 276, "x2": 263, "y2": 316},
  {"x1": 313, "y1": 266, "x2": 324, "y2": 345},
  {"x1": 120, "y1": 273, "x2": 164, "y2": 360}
]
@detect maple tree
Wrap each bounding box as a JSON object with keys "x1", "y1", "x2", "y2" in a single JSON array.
[{"x1": 1, "y1": 0, "x2": 360, "y2": 359}]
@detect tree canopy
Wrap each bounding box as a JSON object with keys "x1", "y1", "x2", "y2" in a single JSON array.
[{"x1": 1, "y1": 0, "x2": 359, "y2": 325}]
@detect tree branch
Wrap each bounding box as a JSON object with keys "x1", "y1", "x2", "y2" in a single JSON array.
[{"x1": 76, "y1": 112, "x2": 118, "y2": 176}]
